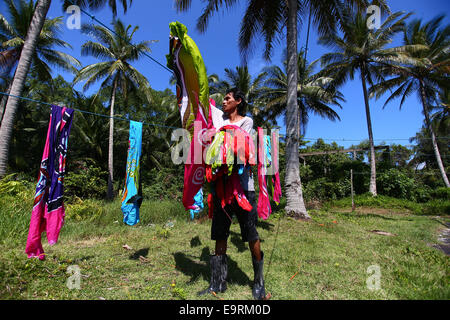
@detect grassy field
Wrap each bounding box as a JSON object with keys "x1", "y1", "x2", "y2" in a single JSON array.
[{"x1": 0, "y1": 186, "x2": 449, "y2": 300}]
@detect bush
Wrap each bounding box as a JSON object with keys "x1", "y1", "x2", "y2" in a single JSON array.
[
  {"x1": 412, "y1": 185, "x2": 432, "y2": 203},
  {"x1": 0, "y1": 180, "x2": 34, "y2": 246},
  {"x1": 304, "y1": 178, "x2": 351, "y2": 201},
  {"x1": 0, "y1": 173, "x2": 34, "y2": 197},
  {"x1": 65, "y1": 159, "x2": 108, "y2": 202},
  {"x1": 377, "y1": 169, "x2": 415, "y2": 200},
  {"x1": 430, "y1": 187, "x2": 450, "y2": 200},
  {"x1": 142, "y1": 167, "x2": 183, "y2": 201},
  {"x1": 65, "y1": 198, "x2": 107, "y2": 222},
  {"x1": 421, "y1": 199, "x2": 450, "y2": 216}
]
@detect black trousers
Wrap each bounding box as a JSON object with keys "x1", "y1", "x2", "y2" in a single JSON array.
[{"x1": 211, "y1": 190, "x2": 259, "y2": 242}]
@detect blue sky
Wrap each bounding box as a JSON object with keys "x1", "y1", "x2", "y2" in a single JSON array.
[{"x1": 2, "y1": 0, "x2": 449, "y2": 149}]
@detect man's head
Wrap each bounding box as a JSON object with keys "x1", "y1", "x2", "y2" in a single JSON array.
[{"x1": 223, "y1": 87, "x2": 247, "y2": 116}]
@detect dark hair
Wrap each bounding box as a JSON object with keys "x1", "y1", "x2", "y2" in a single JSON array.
[{"x1": 226, "y1": 87, "x2": 247, "y2": 116}]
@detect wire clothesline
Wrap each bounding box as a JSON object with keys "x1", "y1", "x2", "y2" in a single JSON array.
[
  {"x1": 2, "y1": 91, "x2": 450, "y2": 144},
  {"x1": 301, "y1": 137, "x2": 450, "y2": 142},
  {"x1": 2, "y1": 90, "x2": 449, "y2": 150},
  {"x1": 0, "y1": 90, "x2": 179, "y2": 130},
  {"x1": 2, "y1": 3, "x2": 448, "y2": 143}
]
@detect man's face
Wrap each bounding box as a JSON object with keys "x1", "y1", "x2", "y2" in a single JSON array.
[{"x1": 222, "y1": 92, "x2": 241, "y2": 114}]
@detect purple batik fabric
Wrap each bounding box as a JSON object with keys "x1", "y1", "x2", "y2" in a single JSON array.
[{"x1": 25, "y1": 105, "x2": 74, "y2": 260}]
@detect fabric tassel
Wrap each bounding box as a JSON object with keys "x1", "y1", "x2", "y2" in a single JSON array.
[
  {"x1": 257, "y1": 127, "x2": 271, "y2": 220},
  {"x1": 271, "y1": 130, "x2": 282, "y2": 204}
]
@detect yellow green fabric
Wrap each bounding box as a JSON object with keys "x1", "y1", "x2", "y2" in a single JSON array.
[{"x1": 166, "y1": 21, "x2": 209, "y2": 137}]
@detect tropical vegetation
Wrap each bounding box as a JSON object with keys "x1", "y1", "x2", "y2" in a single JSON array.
[{"x1": 0, "y1": 0, "x2": 448, "y2": 300}]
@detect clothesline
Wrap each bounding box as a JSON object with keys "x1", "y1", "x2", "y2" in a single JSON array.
[
  {"x1": 3, "y1": 2, "x2": 448, "y2": 143},
  {"x1": 0, "y1": 90, "x2": 178, "y2": 130},
  {"x1": 1, "y1": 90, "x2": 449, "y2": 143},
  {"x1": 62, "y1": 2, "x2": 449, "y2": 143}
]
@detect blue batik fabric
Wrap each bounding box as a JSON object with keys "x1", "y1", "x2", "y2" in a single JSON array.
[{"x1": 121, "y1": 120, "x2": 143, "y2": 226}]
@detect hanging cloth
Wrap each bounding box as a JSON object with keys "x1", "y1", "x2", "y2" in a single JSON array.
[
  {"x1": 257, "y1": 127, "x2": 271, "y2": 220},
  {"x1": 205, "y1": 125, "x2": 255, "y2": 213},
  {"x1": 257, "y1": 127, "x2": 282, "y2": 220},
  {"x1": 167, "y1": 21, "x2": 215, "y2": 212},
  {"x1": 25, "y1": 105, "x2": 74, "y2": 260},
  {"x1": 189, "y1": 188, "x2": 204, "y2": 219},
  {"x1": 121, "y1": 120, "x2": 143, "y2": 226},
  {"x1": 271, "y1": 130, "x2": 282, "y2": 204}
]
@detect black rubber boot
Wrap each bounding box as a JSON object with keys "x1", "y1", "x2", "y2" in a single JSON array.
[
  {"x1": 198, "y1": 254, "x2": 228, "y2": 296},
  {"x1": 252, "y1": 251, "x2": 269, "y2": 300}
]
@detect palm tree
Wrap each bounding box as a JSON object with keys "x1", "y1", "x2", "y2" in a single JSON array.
[
  {"x1": 430, "y1": 89, "x2": 449, "y2": 139},
  {"x1": 175, "y1": 0, "x2": 385, "y2": 219},
  {"x1": 207, "y1": 73, "x2": 226, "y2": 107},
  {"x1": 71, "y1": 95, "x2": 109, "y2": 164},
  {"x1": 261, "y1": 50, "x2": 344, "y2": 136},
  {"x1": 213, "y1": 65, "x2": 268, "y2": 125},
  {"x1": 73, "y1": 19, "x2": 153, "y2": 199},
  {"x1": 0, "y1": 0, "x2": 81, "y2": 126},
  {"x1": 319, "y1": 9, "x2": 412, "y2": 196},
  {"x1": 370, "y1": 16, "x2": 450, "y2": 187},
  {"x1": 0, "y1": 0, "x2": 132, "y2": 178}
]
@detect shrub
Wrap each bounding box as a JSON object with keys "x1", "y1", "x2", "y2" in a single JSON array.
[
  {"x1": 142, "y1": 167, "x2": 183, "y2": 201},
  {"x1": 304, "y1": 178, "x2": 351, "y2": 201},
  {"x1": 65, "y1": 159, "x2": 108, "y2": 202},
  {"x1": 421, "y1": 199, "x2": 450, "y2": 216},
  {"x1": 65, "y1": 198, "x2": 107, "y2": 222},
  {"x1": 412, "y1": 185, "x2": 432, "y2": 203},
  {"x1": 0, "y1": 174, "x2": 34, "y2": 197},
  {"x1": 377, "y1": 169, "x2": 415, "y2": 200},
  {"x1": 430, "y1": 187, "x2": 450, "y2": 200}
]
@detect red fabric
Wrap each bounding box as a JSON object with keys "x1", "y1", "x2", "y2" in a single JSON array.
[
  {"x1": 206, "y1": 125, "x2": 255, "y2": 216},
  {"x1": 181, "y1": 98, "x2": 215, "y2": 211},
  {"x1": 208, "y1": 193, "x2": 214, "y2": 219},
  {"x1": 272, "y1": 130, "x2": 282, "y2": 203}
]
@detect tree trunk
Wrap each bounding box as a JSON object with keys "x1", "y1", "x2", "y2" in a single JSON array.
[
  {"x1": 284, "y1": 0, "x2": 310, "y2": 220},
  {"x1": 360, "y1": 64, "x2": 377, "y2": 196},
  {"x1": 0, "y1": 79, "x2": 14, "y2": 127},
  {"x1": 0, "y1": 0, "x2": 52, "y2": 177},
  {"x1": 419, "y1": 80, "x2": 450, "y2": 187},
  {"x1": 107, "y1": 77, "x2": 118, "y2": 199}
]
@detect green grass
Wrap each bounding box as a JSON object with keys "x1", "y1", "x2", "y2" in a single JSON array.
[{"x1": 0, "y1": 186, "x2": 449, "y2": 300}]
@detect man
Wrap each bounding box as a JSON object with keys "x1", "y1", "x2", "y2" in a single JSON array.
[{"x1": 199, "y1": 87, "x2": 271, "y2": 300}]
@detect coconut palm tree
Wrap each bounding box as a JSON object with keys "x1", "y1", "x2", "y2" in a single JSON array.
[
  {"x1": 213, "y1": 65, "x2": 268, "y2": 125},
  {"x1": 409, "y1": 125, "x2": 449, "y2": 176},
  {"x1": 73, "y1": 19, "x2": 153, "y2": 199},
  {"x1": 261, "y1": 50, "x2": 344, "y2": 136},
  {"x1": 431, "y1": 89, "x2": 449, "y2": 139},
  {"x1": 175, "y1": 0, "x2": 387, "y2": 219},
  {"x1": 0, "y1": 0, "x2": 81, "y2": 126},
  {"x1": 370, "y1": 16, "x2": 450, "y2": 187},
  {"x1": 319, "y1": 9, "x2": 412, "y2": 196},
  {"x1": 0, "y1": 0, "x2": 132, "y2": 178}
]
